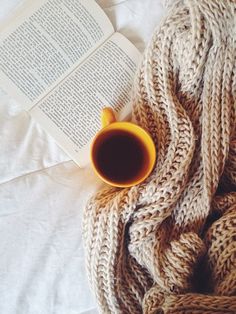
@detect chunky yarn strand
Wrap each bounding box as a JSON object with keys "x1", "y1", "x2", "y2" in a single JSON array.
[{"x1": 83, "y1": 0, "x2": 236, "y2": 313}]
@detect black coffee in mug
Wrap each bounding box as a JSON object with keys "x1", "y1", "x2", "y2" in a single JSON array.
[
  {"x1": 94, "y1": 130, "x2": 146, "y2": 183},
  {"x1": 91, "y1": 107, "x2": 156, "y2": 188}
]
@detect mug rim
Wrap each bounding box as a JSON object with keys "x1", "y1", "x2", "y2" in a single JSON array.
[{"x1": 90, "y1": 122, "x2": 156, "y2": 188}]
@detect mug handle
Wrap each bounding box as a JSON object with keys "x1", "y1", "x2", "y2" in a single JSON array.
[{"x1": 101, "y1": 107, "x2": 117, "y2": 128}]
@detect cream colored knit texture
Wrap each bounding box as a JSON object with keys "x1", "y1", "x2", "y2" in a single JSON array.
[{"x1": 83, "y1": 0, "x2": 236, "y2": 313}]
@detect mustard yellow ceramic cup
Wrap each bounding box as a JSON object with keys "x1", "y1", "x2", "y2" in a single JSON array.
[{"x1": 90, "y1": 107, "x2": 156, "y2": 188}]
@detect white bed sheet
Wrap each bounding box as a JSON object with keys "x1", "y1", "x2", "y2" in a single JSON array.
[{"x1": 0, "y1": 1, "x2": 166, "y2": 313}]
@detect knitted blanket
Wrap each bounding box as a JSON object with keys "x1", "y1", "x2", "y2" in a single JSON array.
[{"x1": 83, "y1": 0, "x2": 236, "y2": 313}]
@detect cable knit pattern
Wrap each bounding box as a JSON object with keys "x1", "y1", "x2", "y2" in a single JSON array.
[{"x1": 83, "y1": 0, "x2": 236, "y2": 312}]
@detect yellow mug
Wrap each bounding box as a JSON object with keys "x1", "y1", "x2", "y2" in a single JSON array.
[{"x1": 90, "y1": 107, "x2": 156, "y2": 188}]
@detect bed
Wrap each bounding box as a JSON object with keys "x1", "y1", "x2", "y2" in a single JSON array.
[{"x1": 0, "y1": 1, "x2": 166, "y2": 313}]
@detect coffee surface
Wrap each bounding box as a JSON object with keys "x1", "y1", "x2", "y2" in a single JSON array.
[{"x1": 95, "y1": 130, "x2": 145, "y2": 183}]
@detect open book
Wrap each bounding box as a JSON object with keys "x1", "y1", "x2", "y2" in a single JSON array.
[{"x1": 0, "y1": 0, "x2": 141, "y2": 167}]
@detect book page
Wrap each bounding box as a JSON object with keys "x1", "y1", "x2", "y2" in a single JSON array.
[
  {"x1": 30, "y1": 32, "x2": 141, "y2": 167},
  {"x1": 0, "y1": 0, "x2": 114, "y2": 110}
]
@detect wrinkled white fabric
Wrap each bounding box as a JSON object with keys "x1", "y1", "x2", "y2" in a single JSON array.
[{"x1": 0, "y1": 1, "x2": 166, "y2": 313}]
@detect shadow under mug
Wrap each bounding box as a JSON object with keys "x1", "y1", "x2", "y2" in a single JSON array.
[{"x1": 90, "y1": 107, "x2": 156, "y2": 188}]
